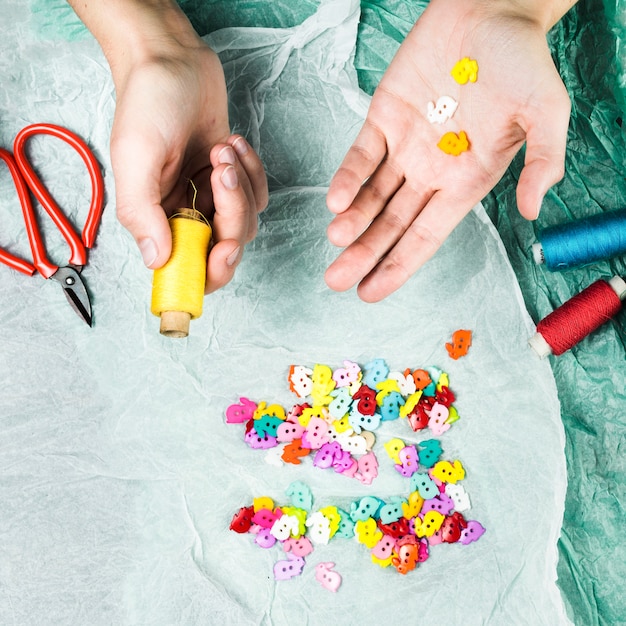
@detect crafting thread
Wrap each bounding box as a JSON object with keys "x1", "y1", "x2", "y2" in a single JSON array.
[
  {"x1": 151, "y1": 208, "x2": 212, "y2": 337},
  {"x1": 533, "y1": 208, "x2": 626, "y2": 271},
  {"x1": 530, "y1": 278, "x2": 625, "y2": 356}
]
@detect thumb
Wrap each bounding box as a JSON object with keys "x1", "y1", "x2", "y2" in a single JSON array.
[
  {"x1": 516, "y1": 100, "x2": 570, "y2": 221},
  {"x1": 110, "y1": 130, "x2": 173, "y2": 268}
]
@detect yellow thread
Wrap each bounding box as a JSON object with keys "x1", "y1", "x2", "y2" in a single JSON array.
[
  {"x1": 151, "y1": 208, "x2": 212, "y2": 337},
  {"x1": 190, "y1": 178, "x2": 199, "y2": 211}
]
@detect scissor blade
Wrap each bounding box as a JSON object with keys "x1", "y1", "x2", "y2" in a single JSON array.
[{"x1": 51, "y1": 266, "x2": 93, "y2": 326}]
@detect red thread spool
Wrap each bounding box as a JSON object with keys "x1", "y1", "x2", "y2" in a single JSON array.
[{"x1": 529, "y1": 277, "x2": 626, "y2": 357}]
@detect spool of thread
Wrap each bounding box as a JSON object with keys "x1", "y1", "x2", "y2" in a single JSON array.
[
  {"x1": 532, "y1": 208, "x2": 626, "y2": 270},
  {"x1": 529, "y1": 276, "x2": 626, "y2": 357},
  {"x1": 151, "y1": 208, "x2": 212, "y2": 338}
]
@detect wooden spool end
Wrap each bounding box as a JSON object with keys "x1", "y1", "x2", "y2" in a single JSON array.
[{"x1": 159, "y1": 310, "x2": 191, "y2": 338}]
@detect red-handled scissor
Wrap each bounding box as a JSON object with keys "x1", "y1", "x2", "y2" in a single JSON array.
[{"x1": 0, "y1": 123, "x2": 104, "y2": 326}]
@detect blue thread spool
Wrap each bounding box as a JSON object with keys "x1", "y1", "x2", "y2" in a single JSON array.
[{"x1": 532, "y1": 208, "x2": 626, "y2": 270}]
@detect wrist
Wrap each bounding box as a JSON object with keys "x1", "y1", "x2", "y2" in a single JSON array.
[
  {"x1": 69, "y1": 0, "x2": 205, "y2": 88},
  {"x1": 476, "y1": 0, "x2": 578, "y2": 33}
]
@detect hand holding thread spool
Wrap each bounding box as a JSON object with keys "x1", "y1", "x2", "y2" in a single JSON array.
[
  {"x1": 529, "y1": 276, "x2": 626, "y2": 357},
  {"x1": 150, "y1": 184, "x2": 212, "y2": 338}
]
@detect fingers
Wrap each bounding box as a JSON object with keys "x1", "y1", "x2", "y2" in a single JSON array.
[
  {"x1": 204, "y1": 238, "x2": 244, "y2": 294},
  {"x1": 327, "y1": 157, "x2": 406, "y2": 248},
  {"x1": 229, "y1": 135, "x2": 269, "y2": 213},
  {"x1": 114, "y1": 124, "x2": 266, "y2": 294},
  {"x1": 111, "y1": 128, "x2": 173, "y2": 269},
  {"x1": 210, "y1": 137, "x2": 267, "y2": 235},
  {"x1": 516, "y1": 93, "x2": 570, "y2": 220},
  {"x1": 325, "y1": 183, "x2": 431, "y2": 290},
  {"x1": 354, "y1": 210, "x2": 445, "y2": 303},
  {"x1": 516, "y1": 151, "x2": 566, "y2": 221},
  {"x1": 326, "y1": 120, "x2": 388, "y2": 215},
  {"x1": 205, "y1": 135, "x2": 268, "y2": 293},
  {"x1": 326, "y1": 189, "x2": 468, "y2": 303},
  {"x1": 203, "y1": 156, "x2": 250, "y2": 293}
]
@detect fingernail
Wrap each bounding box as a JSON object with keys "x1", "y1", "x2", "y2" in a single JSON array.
[
  {"x1": 221, "y1": 165, "x2": 239, "y2": 190},
  {"x1": 218, "y1": 146, "x2": 236, "y2": 165},
  {"x1": 534, "y1": 195, "x2": 544, "y2": 220},
  {"x1": 226, "y1": 246, "x2": 241, "y2": 267},
  {"x1": 138, "y1": 237, "x2": 158, "y2": 267},
  {"x1": 232, "y1": 136, "x2": 249, "y2": 156}
]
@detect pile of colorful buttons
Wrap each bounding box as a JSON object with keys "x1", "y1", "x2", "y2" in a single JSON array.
[
  {"x1": 225, "y1": 359, "x2": 461, "y2": 483},
  {"x1": 230, "y1": 480, "x2": 344, "y2": 591},
  {"x1": 230, "y1": 437, "x2": 485, "y2": 586}
]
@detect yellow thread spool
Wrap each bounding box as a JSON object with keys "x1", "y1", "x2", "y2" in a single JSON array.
[{"x1": 151, "y1": 207, "x2": 212, "y2": 338}]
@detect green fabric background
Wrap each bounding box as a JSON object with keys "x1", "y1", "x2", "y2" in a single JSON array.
[{"x1": 486, "y1": 3, "x2": 626, "y2": 623}]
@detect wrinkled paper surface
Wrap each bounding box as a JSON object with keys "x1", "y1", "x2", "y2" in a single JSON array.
[{"x1": 0, "y1": 1, "x2": 570, "y2": 624}]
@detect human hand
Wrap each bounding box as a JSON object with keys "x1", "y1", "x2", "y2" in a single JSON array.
[
  {"x1": 67, "y1": 0, "x2": 268, "y2": 293},
  {"x1": 111, "y1": 41, "x2": 268, "y2": 293},
  {"x1": 325, "y1": 0, "x2": 572, "y2": 302}
]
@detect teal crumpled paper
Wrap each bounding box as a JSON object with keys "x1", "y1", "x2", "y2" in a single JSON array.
[{"x1": 0, "y1": 1, "x2": 573, "y2": 623}]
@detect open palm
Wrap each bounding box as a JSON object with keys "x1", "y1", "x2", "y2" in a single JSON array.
[{"x1": 326, "y1": 0, "x2": 571, "y2": 302}]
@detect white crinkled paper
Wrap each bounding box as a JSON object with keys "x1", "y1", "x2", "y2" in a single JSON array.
[{"x1": 0, "y1": 1, "x2": 570, "y2": 624}]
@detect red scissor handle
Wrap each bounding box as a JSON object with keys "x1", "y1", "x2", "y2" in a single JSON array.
[
  {"x1": 13, "y1": 123, "x2": 105, "y2": 278},
  {"x1": 0, "y1": 148, "x2": 38, "y2": 276}
]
